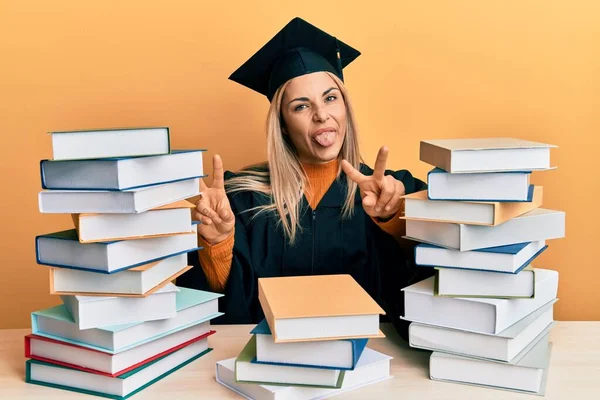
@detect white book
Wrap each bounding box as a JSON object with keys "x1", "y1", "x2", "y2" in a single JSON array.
[
  {"x1": 61, "y1": 283, "x2": 179, "y2": 330},
  {"x1": 26, "y1": 338, "x2": 211, "y2": 398},
  {"x1": 436, "y1": 267, "x2": 535, "y2": 298},
  {"x1": 36, "y1": 225, "x2": 198, "y2": 273},
  {"x1": 415, "y1": 241, "x2": 547, "y2": 273},
  {"x1": 32, "y1": 287, "x2": 222, "y2": 353},
  {"x1": 50, "y1": 127, "x2": 170, "y2": 161},
  {"x1": 427, "y1": 168, "x2": 532, "y2": 201},
  {"x1": 402, "y1": 269, "x2": 558, "y2": 334},
  {"x1": 216, "y1": 348, "x2": 392, "y2": 400},
  {"x1": 405, "y1": 208, "x2": 565, "y2": 251},
  {"x1": 420, "y1": 138, "x2": 556, "y2": 173},
  {"x1": 430, "y1": 335, "x2": 552, "y2": 395},
  {"x1": 27, "y1": 322, "x2": 213, "y2": 375},
  {"x1": 50, "y1": 253, "x2": 189, "y2": 296},
  {"x1": 73, "y1": 200, "x2": 195, "y2": 243},
  {"x1": 409, "y1": 299, "x2": 556, "y2": 361},
  {"x1": 41, "y1": 149, "x2": 205, "y2": 190},
  {"x1": 38, "y1": 177, "x2": 200, "y2": 214}
]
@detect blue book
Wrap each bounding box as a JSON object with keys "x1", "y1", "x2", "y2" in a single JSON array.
[
  {"x1": 31, "y1": 287, "x2": 223, "y2": 353},
  {"x1": 41, "y1": 149, "x2": 206, "y2": 190},
  {"x1": 249, "y1": 319, "x2": 368, "y2": 370},
  {"x1": 36, "y1": 223, "x2": 201, "y2": 273},
  {"x1": 427, "y1": 168, "x2": 533, "y2": 202},
  {"x1": 415, "y1": 240, "x2": 548, "y2": 274}
]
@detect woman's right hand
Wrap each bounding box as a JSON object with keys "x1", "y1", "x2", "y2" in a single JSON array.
[{"x1": 193, "y1": 154, "x2": 235, "y2": 245}]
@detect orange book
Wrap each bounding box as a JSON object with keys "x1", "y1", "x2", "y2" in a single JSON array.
[
  {"x1": 401, "y1": 187, "x2": 543, "y2": 226},
  {"x1": 258, "y1": 274, "x2": 385, "y2": 343}
]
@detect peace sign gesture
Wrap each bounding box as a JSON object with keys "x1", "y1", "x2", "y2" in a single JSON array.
[
  {"x1": 193, "y1": 154, "x2": 235, "y2": 245},
  {"x1": 341, "y1": 146, "x2": 405, "y2": 220}
]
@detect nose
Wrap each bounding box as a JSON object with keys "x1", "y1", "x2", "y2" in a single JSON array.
[{"x1": 313, "y1": 104, "x2": 329, "y2": 123}]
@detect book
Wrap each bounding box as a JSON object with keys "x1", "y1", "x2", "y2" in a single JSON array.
[
  {"x1": 38, "y1": 177, "x2": 200, "y2": 214},
  {"x1": 41, "y1": 149, "x2": 205, "y2": 190},
  {"x1": 235, "y1": 336, "x2": 345, "y2": 388},
  {"x1": 25, "y1": 325, "x2": 215, "y2": 376},
  {"x1": 49, "y1": 127, "x2": 170, "y2": 161},
  {"x1": 405, "y1": 208, "x2": 565, "y2": 251},
  {"x1": 216, "y1": 348, "x2": 392, "y2": 400},
  {"x1": 26, "y1": 338, "x2": 212, "y2": 399},
  {"x1": 49, "y1": 253, "x2": 190, "y2": 297},
  {"x1": 414, "y1": 241, "x2": 547, "y2": 274},
  {"x1": 61, "y1": 283, "x2": 179, "y2": 330},
  {"x1": 32, "y1": 287, "x2": 222, "y2": 353},
  {"x1": 429, "y1": 335, "x2": 552, "y2": 395},
  {"x1": 435, "y1": 267, "x2": 536, "y2": 298},
  {"x1": 427, "y1": 168, "x2": 533, "y2": 201},
  {"x1": 402, "y1": 269, "x2": 558, "y2": 334},
  {"x1": 72, "y1": 200, "x2": 195, "y2": 243},
  {"x1": 36, "y1": 226, "x2": 200, "y2": 273},
  {"x1": 251, "y1": 319, "x2": 368, "y2": 370},
  {"x1": 258, "y1": 274, "x2": 385, "y2": 343},
  {"x1": 420, "y1": 138, "x2": 556, "y2": 173},
  {"x1": 409, "y1": 299, "x2": 556, "y2": 362},
  {"x1": 402, "y1": 187, "x2": 542, "y2": 226}
]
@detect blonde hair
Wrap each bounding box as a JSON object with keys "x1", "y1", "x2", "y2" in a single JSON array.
[{"x1": 225, "y1": 72, "x2": 362, "y2": 245}]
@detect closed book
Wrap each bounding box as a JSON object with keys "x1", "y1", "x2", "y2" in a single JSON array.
[
  {"x1": 31, "y1": 287, "x2": 222, "y2": 353},
  {"x1": 216, "y1": 348, "x2": 392, "y2": 400},
  {"x1": 251, "y1": 319, "x2": 368, "y2": 370},
  {"x1": 39, "y1": 177, "x2": 200, "y2": 214},
  {"x1": 235, "y1": 336, "x2": 345, "y2": 388},
  {"x1": 49, "y1": 254, "x2": 191, "y2": 297},
  {"x1": 427, "y1": 168, "x2": 532, "y2": 201},
  {"x1": 41, "y1": 149, "x2": 205, "y2": 190},
  {"x1": 415, "y1": 241, "x2": 547, "y2": 274},
  {"x1": 409, "y1": 299, "x2": 556, "y2": 362},
  {"x1": 405, "y1": 208, "x2": 565, "y2": 251},
  {"x1": 429, "y1": 334, "x2": 552, "y2": 395},
  {"x1": 36, "y1": 226, "x2": 199, "y2": 274},
  {"x1": 25, "y1": 326, "x2": 215, "y2": 376},
  {"x1": 258, "y1": 274, "x2": 385, "y2": 343},
  {"x1": 49, "y1": 126, "x2": 170, "y2": 161},
  {"x1": 402, "y1": 187, "x2": 542, "y2": 226},
  {"x1": 72, "y1": 200, "x2": 195, "y2": 243},
  {"x1": 61, "y1": 283, "x2": 179, "y2": 330},
  {"x1": 25, "y1": 339, "x2": 212, "y2": 400},
  {"x1": 402, "y1": 269, "x2": 558, "y2": 334},
  {"x1": 420, "y1": 138, "x2": 556, "y2": 173},
  {"x1": 435, "y1": 267, "x2": 536, "y2": 298}
]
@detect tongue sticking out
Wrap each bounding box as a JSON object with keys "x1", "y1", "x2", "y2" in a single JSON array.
[{"x1": 314, "y1": 131, "x2": 335, "y2": 147}]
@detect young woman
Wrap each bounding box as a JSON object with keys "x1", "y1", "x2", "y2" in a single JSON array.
[{"x1": 177, "y1": 17, "x2": 430, "y2": 340}]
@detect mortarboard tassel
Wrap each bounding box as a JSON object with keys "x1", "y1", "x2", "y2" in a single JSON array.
[{"x1": 334, "y1": 37, "x2": 343, "y2": 81}]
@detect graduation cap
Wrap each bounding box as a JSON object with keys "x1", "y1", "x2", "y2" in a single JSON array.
[{"x1": 228, "y1": 17, "x2": 361, "y2": 101}]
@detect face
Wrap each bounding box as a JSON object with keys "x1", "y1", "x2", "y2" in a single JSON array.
[{"x1": 280, "y1": 72, "x2": 347, "y2": 164}]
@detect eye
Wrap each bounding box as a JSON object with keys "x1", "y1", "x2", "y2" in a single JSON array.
[
  {"x1": 294, "y1": 104, "x2": 308, "y2": 112},
  {"x1": 325, "y1": 95, "x2": 337, "y2": 102}
]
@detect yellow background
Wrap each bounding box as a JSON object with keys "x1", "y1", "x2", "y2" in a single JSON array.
[{"x1": 0, "y1": 1, "x2": 598, "y2": 328}]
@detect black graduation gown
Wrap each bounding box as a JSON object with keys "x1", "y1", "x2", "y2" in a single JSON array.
[{"x1": 177, "y1": 163, "x2": 433, "y2": 341}]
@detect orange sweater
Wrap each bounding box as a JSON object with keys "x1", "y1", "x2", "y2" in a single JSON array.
[{"x1": 196, "y1": 159, "x2": 406, "y2": 292}]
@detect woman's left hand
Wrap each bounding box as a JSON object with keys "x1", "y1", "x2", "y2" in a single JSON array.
[{"x1": 341, "y1": 146, "x2": 405, "y2": 221}]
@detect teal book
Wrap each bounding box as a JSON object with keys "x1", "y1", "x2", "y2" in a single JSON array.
[{"x1": 26, "y1": 340, "x2": 212, "y2": 399}]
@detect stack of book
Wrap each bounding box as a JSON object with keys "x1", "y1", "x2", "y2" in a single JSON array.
[
  {"x1": 400, "y1": 138, "x2": 566, "y2": 395},
  {"x1": 216, "y1": 274, "x2": 393, "y2": 400},
  {"x1": 27, "y1": 127, "x2": 223, "y2": 399}
]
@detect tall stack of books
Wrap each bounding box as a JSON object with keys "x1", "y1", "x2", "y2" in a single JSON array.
[
  {"x1": 401, "y1": 138, "x2": 565, "y2": 395},
  {"x1": 27, "y1": 127, "x2": 223, "y2": 399},
  {"x1": 216, "y1": 274, "x2": 393, "y2": 400}
]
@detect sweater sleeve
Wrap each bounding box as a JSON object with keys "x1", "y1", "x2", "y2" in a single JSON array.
[{"x1": 196, "y1": 229, "x2": 235, "y2": 292}]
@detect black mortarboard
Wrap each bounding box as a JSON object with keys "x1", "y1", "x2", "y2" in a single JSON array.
[{"x1": 228, "y1": 17, "x2": 361, "y2": 101}]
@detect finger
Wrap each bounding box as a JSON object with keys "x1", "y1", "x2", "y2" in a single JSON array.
[
  {"x1": 362, "y1": 193, "x2": 377, "y2": 210},
  {"x1": 341, "y1": 160, "x2": 367, "y2": 184},
  {"x1": 373, "y1": 146, "x2": 389, "y2": 182},
  {"x1": 193, "y1": 211, "x2": 212, "y2": 225},
  {"x1": 196, "y1": 204, "x2": 223, "y2": 225},
  {"x1": 382, "y1": 182, "x2": 404, "y2": 213},
  {"x1": 212, "y1": 154, "x2": 225, "y2": 189},
  {"x1": 374, "y1": 176, "x2": 395, "y2": 212},
  {"x1": 217, "y1": 202, "x2": 234, "y2": 223}
]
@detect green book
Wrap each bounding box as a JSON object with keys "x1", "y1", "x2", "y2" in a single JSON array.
[
  {"x1": 235, "y1": 335, "x2": 345, "y2": 388},
  {"x1": 26, "y1": 340, "x2": 212, "y2": 399}
]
